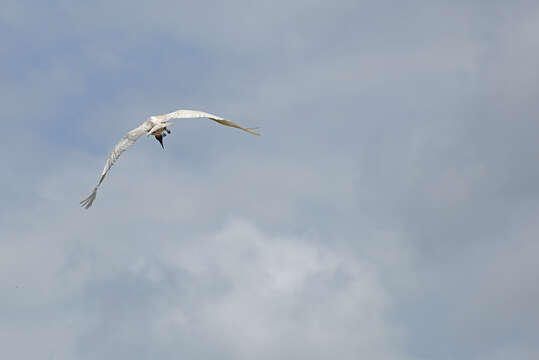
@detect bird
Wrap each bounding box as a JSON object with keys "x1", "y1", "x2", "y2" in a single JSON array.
[{"x1": 80, "y1": 109, "x2": 260, "y2": 209}]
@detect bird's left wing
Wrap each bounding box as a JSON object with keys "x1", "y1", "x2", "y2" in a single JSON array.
[
  {"x1": 80, "y1": 121, "x2": 151, "y2": 209},
  {"x1": 153, "y1": 109, "x2": 260, "y2": 136}
]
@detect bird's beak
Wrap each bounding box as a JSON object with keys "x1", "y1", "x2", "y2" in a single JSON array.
[{"x1": 155, "y1": 134, "x2": 164, "y2": 149}]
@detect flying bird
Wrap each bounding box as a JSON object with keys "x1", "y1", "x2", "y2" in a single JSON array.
[{"x1": 80, "y1": 109, "x2": 259, "y2": 209}]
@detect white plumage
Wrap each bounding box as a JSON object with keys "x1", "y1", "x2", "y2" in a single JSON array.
[{"x1": 80, "y1": 109, "x2": 259, "y2": 209}]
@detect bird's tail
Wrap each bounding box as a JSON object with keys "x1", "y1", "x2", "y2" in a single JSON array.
[{"x1": 80, "y1": 186, "x2": 98, "y2": 209}]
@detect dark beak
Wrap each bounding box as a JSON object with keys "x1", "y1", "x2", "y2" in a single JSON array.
[{"x1": 154, "y1": 134, "x2": 164, "y2": 149}]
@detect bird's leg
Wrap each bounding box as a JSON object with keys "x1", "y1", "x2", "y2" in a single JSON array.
[{"x1": 165, "y1": 127, "x2": 171, "y2": 134}]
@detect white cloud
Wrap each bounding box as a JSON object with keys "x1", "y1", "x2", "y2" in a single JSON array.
[
  {"x1": 0, "y1": 207, "x2": 411, "y2": 359},
  {"x1": 133, "y1": 218, "x2": 408, "y2": 359}
]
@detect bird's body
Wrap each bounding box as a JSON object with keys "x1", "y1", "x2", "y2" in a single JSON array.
[{"x1": 80, "y1": 109, "x2": 259, "y2": 209}]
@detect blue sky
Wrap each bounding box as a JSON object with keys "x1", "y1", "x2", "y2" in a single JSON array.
[{"x1": 2, "y1": 1, "x2": 539, "y2": 359}]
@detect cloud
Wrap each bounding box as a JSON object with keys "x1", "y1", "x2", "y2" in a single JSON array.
[
  {"x1": 2, "y1": 1, "x2": 539, "y2": 359},
  {"x1": 0, "y1": 208, "x2": 411, "y2": 359}
]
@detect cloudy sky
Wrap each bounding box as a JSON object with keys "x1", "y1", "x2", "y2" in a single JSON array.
[{"x1": 2, "y1": 1, "x2": 539, "y2": 359}]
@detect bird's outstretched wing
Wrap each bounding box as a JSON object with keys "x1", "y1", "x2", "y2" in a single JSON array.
[
  {"x1": 80, "y1": 122, "x2": 151, "y2": 209},
  {"x1": 153, "y1": 109, "x2": 260, "y2": 136}
]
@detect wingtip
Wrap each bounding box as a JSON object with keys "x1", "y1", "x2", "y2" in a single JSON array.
[
  {"x1": 80, "y1": 188, "x2": 98, "y2": 209},
  {"x1": 246, "y1": 128, "x2": 261, "y2": 136}
]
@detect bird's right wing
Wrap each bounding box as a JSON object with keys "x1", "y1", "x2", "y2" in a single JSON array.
[
  {"x1": 153, "y1": 109, "x2": 260, "y2": 136},
  {"x1": 80, "y1": 122, "x2": 151, "y2": 209}
]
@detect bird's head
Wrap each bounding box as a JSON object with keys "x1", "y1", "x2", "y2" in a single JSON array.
[{"x1": 147, "y1": 121, "x2": 175, "y2": 136}]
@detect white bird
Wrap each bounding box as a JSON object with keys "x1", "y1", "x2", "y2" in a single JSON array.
[{"x1": 80, "y1": 109, "x2": 260, "y2": 209}]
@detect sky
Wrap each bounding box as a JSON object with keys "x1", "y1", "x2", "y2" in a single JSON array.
[{"x1": 1, "y1": 1, "x2": 539, "y2": 359}]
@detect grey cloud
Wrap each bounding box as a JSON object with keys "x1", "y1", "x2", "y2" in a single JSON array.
[{"x1": 2, "y1": 1, "x2": 539, "y2": 359}]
